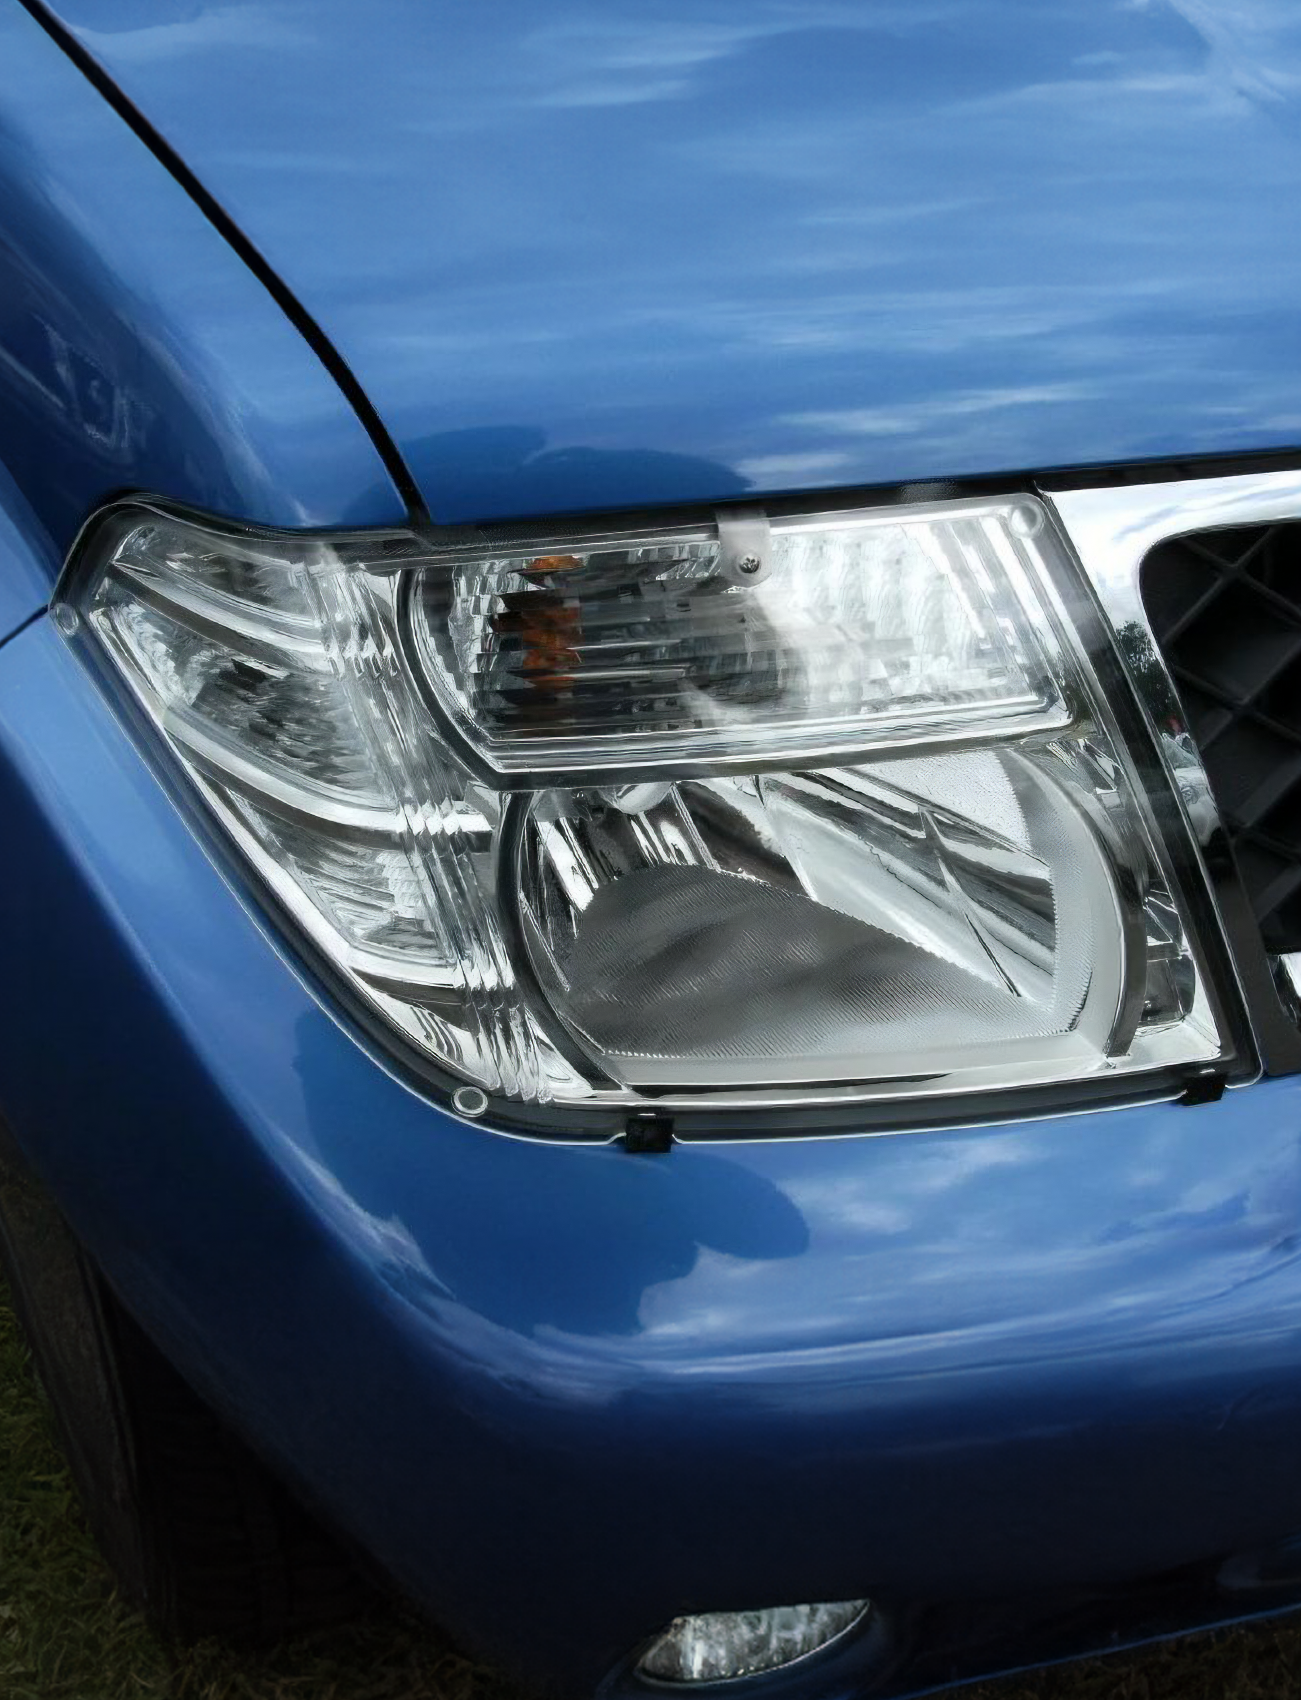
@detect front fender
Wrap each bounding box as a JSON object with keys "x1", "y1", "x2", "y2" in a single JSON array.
[
  {"x1": 0, "y1": 1, "x2": 407, "y2": 565},
  {"x1": 6, "y1": 614, "x2": 1301, "y2": 1694},
  {"x1": 0, "y1": 456, "x2": 55, "y2": 642}
]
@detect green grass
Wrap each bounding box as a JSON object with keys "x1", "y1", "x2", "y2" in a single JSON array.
[{"x1": 4, "y1": 1273, "x2": 1301, "y2": 1700}]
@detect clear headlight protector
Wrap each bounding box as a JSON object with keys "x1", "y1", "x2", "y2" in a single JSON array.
[
  {"x1": 65, "y1": 497, "x2": 1236, "y2": 1126},
  {"x1": 404, "y1": 504, "x2": 1069, "y2": 780}
]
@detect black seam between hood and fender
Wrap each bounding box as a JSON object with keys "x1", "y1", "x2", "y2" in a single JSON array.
[{"x1": 14, "y1": 0, "x2": 427, "y2": 523}]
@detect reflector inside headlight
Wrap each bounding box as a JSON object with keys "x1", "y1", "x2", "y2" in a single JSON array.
[
  {"x1": 68, "y1": 497, "x2": 1233, "y2": 1118},
  {"x1": 512, "y1": 748, "x2": 1137, "y2": 1088}
]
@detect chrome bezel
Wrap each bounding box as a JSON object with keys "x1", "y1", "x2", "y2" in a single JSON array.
[{"x1": 1047, "y1": 470, "x2": 1301, "y2": 1075}]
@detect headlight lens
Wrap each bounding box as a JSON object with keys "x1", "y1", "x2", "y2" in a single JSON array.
[
  {"x1": 404, "y1": 504, "x2": 1069, "y2": 780},
  {"x1": 69, "y1": 497, "x2": 1232, "y2": 1120}
]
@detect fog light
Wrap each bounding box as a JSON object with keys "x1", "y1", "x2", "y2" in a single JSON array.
[{"x1": 637, "y1": 1600, "x2": 871, "y2": 1684}]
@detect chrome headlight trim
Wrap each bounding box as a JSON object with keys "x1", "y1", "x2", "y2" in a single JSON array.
[{"x1": 1048, "y1": 469, "x2": 1301, "y2": 1075}]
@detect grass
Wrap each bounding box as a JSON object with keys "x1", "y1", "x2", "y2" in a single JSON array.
[
  {"x1": 4, "y1": 1274, "x2": 1301, "y2": 1700},
  {"x1": 0, "y1": 1276, "x2": 517, "y2": 1700}
]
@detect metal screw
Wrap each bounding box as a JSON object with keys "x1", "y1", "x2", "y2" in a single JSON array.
[
  {"x1": 1008, "y1": 503, "x2": 1044, "y2": 539},
  {"x1": 452, "y1": 1085, "x2": 489, "y2": 1119},
  {"x1": 52, "y1": 604, "x2": 80, "y2": 635},
  {"x1": 738, "y1": 555, "x2": 763, "y2": 575}
]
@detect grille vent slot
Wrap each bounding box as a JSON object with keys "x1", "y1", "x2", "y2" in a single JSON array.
[{"x1": 1141, "y1": 522, "x2": 1301, "y2": 954}]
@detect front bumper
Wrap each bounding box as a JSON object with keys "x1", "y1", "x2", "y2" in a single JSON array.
[{"x1": 4, "y1": 612, "x2": 1301, "y2": 1695}]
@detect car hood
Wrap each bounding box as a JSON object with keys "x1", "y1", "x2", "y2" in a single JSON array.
[{"x1": 38, "y1": 0, "x2": 1301, "y2": 524}]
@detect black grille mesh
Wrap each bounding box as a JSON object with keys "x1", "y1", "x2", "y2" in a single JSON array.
[{"x1": 1141, "y1": 523, "x2": 1301, "y2": 954}]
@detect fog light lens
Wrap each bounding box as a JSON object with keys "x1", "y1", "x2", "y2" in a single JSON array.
[{"x1": 637, "y1": 1600, "x2": 871, "y2": 1684}]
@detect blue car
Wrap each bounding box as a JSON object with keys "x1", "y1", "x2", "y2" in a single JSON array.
[{"x1": 4, "y1": 2, "x2": 1301, "y2": 1695}]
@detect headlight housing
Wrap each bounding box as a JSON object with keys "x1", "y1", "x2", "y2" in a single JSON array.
[{"x1": 61, "y1": 495, "x2": 1240, "y2": 1131}]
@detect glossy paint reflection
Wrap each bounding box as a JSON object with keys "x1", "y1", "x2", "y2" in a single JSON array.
[
  {"x1": 42, "y1": 0, "x2": 1301, "y2": 521},
  {"x1": 0, "y1": 4, "x2": 404, "y2": 564},
  {"x1": 0, "y1": 459, "x2": 57, "y2": 640},
  {"x1": 8, "y1": 614, "x2": 1301, "y2": 1688}
]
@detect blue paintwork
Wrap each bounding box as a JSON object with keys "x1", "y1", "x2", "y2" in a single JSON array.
[
  {"x1": 0, "y1": 2, "x2": 405, "y2": 572},
  {"x1": 0, "y1": 458, "x2": 56, "y2": 641},
  {"x1": 2, "y1": 3, "x2": 1301, "y2": 1695},
  {"x1": 7, "y1": 611, "x2": 1301, "y2": 1692},
  {"x1": 35, "y1": 0, "x2": 1301, "y2": 524}
]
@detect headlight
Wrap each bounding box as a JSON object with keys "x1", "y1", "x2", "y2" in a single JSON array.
[{"x1": 63, "y1": 496, "x2": 1236, "y2": 1127}]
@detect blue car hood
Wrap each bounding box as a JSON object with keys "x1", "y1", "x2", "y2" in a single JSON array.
[{"x1": 38, "y1": 0, "x2": 1301, "y2": 524}]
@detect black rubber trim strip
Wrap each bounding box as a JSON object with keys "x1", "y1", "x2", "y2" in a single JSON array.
[
  {"x1": 15, "y1": 0, "x2": 426, "y2": 522},
  {"x1": 0, "y1": 606, "x2": 48, "y2": 655}
]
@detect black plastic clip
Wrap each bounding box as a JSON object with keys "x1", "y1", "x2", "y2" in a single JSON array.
[
  {"x1": 1178, "y1": 1068, "x2": 1227, "y2": 1107},
  {"x1": 624, "y1": 1110, "x2": 674, "y2": 1154}
]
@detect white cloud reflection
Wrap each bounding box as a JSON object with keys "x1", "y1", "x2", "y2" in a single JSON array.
[
  {"x1": 53, "y1": 0, "x2": 1301, "y2": 518},
  {"x1": 1132, "y1": 0, "x2": 1301, "y2": 104}
]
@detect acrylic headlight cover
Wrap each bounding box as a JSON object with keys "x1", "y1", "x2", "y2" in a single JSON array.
[
  {"x1": 403, "y1": 501, "x2": 1071, "y2": 782},
  {"x1": 65, "y1": 497, "x2": 1235, "y2": 1118}
]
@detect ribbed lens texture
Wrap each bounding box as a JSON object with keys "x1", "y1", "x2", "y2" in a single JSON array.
[
  {"x1": 82, "y1": 502, "x2": 1226, "y2": 1111},
  {"x1": 408, "y1": 509, "x2": 1068, "y2": 779},
  {"x1": 1142, "y1": 523, "x2": 1301, "y2": 953},
  {"x1": 99, "y1": 595, "x2": 390, "y2": 814},
  {"x1": 114, "y1": 523, "x2": 316, "y2": 618},
  {"x1": 91, "y1": 526, "x2": 582, "y2": 1103},
  {"x1": 231, "y1": 807, "x2": 448, "y2": 957}
]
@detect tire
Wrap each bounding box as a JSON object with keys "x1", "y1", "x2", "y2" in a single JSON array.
[{"x1": 0, "y1": 1117, "x2": 371, "y2": 1643}]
